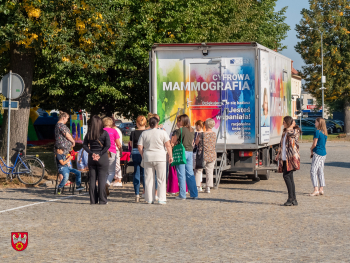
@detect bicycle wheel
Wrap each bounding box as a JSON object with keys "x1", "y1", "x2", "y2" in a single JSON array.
[{"x1": 15, "y1": 157, "x2": 45, "y2": 185}]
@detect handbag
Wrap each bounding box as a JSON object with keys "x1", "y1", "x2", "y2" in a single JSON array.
[
  {"x1": 195, "y1": 133, "x2": 205, "y2": 169},
  {"x1": 171, "y1": 128, "x2": 187, "y2": 166},
  {"x1": 97, "y1": 139, "x2": 112, "y2": 158}
]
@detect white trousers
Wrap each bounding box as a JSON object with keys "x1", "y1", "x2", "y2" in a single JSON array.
[
  {"x1": 144, "y1": 161, "x2": 166, "y2": 203},
  {"x1": 115, "y1": 150, "x2": 122, "y2": 179},
  {"x1": 310, "y1": 153, "x2": 326, "y2": 187},
  {"x1": 195, "y1": 161, "x2": 215, "y2": 188},
  {"x1": 106, "y1": 152, "x2": 116, "y2": 185}
]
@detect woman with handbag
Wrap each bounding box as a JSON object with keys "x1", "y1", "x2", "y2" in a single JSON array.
[
  {"x1": 171, "y1": 114, "x2": 198, "y2": 200},
  {"x1": 83, "y1": 115, "x2": 111, "y2": 205},
  {"x1": 137, "y1": 117, "x2": 173, "y2": 204},
  {"x1": 130, "y1": 115, "x2": 147, "y2": 202},
  {"x1": 103, "y1": 117, "x2": 122, "y2": 194},
  {"x1": 193, "y1": 120, "x2": 204, "y2": 192},
  {"x1": 195, "y1": 118, "x2": 216, "y2": 193},
  {"x1": 275, "y1": 116, "x2": 301, "y2": 206}
]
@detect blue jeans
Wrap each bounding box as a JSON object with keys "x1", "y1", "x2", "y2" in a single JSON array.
[
  {"x1": 58, "y1": 167, "x2": 82, "y2": 189},
  {"x1": 132, "y1": 149, "x2": 145, "y2": 195},
  {"x1": 175, "y1": 151, "x2": 198, "y2": 199}
]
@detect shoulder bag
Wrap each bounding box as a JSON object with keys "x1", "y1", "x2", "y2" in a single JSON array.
[
  {"x1": 97, "y1": 139, "x2": 112, "y2": 158},
  {"x1": 171, "y1": 128, "x2": 187, "y2": 166},
  {"x1": 195, "y1": 132, "x2": 205, "y2": 169}
]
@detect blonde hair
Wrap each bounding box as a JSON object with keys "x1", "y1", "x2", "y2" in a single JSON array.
[
  {"x1": 102, "y1": 117, "x2": 113, "y2": 128},
  {"x1": 316, "y1": 117, "x2": 328, "y2": 136},
  {"x1": 205, "y1": 118, "x2": 215, "y2": 129},
  {"x1": 136, "y1": 115, "x2": 147, "y2": 126},
  {"x1": 59, "y1": 111, "x2": 69, "y2": 120}
]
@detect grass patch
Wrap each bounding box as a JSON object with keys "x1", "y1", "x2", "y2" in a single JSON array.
[
  {"x1": 300, "y1": 133, "x2": 350, "y2": 142},
  {"x1": 123, "y1": 135, "x2": 130, "y2": 144}
]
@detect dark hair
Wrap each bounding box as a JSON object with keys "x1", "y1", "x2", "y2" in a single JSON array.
[
  {"x1": 180, "y1": 114, "x2": 193, "y2": 132},
  {"x1": 283, "y1": 116, "x2": 301, "y2": 133},
  {"x1": 56, "y1": 144, "x2": 65, "y2": 151},
  {"x1": 149, "y1": 117, "x2": 159, "y2": 129},
  {"x1": 87, "y1": 115, "x2": 104, "y2": 140}
]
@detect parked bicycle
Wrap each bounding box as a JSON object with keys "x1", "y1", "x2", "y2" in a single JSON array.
[{"x1": 0, "y1": 147, "x2": 45, "y2": 185}]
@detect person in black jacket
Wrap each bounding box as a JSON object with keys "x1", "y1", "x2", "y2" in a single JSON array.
[{"x1": 83, "y1": 115, "x2": 111, "y2": 204}]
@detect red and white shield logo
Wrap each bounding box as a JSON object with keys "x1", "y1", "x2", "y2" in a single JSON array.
[{"x1": 11, "y1": 232, "x2": 28, "y2": 251}]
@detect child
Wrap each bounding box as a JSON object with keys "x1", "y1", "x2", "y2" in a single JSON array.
[
  {"x1": 76, "y1": 148, "x2": 89, "y2": 171},
  {"x1": 56, "y1": 146, "x2": 85, "y2": 194}
]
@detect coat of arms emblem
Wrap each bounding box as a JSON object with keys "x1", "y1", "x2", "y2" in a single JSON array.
[{"x1": 11, "y1": 232, "x2": 28, "y2": 251}]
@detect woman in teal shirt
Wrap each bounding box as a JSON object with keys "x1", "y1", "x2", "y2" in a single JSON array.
[{"x1": 309, "y1": 117, "x2": 328, "y2": 196}]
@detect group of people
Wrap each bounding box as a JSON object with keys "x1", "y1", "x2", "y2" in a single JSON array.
[
  {"x1": 54, "y1": 110, "x2": 328, "y2": 206},
  {"x1": 276, "y1": 116, "x2": 328, "y2": 206}
]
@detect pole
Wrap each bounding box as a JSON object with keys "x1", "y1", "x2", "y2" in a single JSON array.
[
  {"x1": 7, "y1": 71, "x2": 12, "y2": 172},
  {"x1": 321, "y1": 32, "x2": 324, "y2": 119},
  {"x1": 300, "y1": 109, "x2": 302, "y2": 140}
]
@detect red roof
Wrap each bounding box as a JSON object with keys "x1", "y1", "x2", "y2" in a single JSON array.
[{"x1": 292, "y1": 67, "x2": 298, "y2": 75}]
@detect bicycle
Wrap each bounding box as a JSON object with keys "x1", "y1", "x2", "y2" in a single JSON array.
[{"x1": 0, "y1": 147, "x2": 45, "y2": 185}]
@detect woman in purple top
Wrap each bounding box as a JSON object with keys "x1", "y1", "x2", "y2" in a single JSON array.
[{"x1": 103, "y1": 117, "x2": 122, "y2": 194}]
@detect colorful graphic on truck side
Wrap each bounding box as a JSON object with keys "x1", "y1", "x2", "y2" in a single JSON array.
[{"x1": 156, "y1": 50, "x2": 256, "y2": 144}]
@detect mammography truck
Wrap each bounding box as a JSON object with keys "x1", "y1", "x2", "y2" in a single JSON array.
[{"x1": 149, "y1": 42, "x2": 292, "y2": 185}]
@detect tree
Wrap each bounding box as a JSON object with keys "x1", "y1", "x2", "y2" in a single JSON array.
[
  {"x1": 0, "y1": 0, "x2": 128, "y2": 157},
  {"x1": 295, "y1": 0, "x2": 350, "y2": 133},
  {"x1": 108, "y1": 0, "x2": 290, "y2": 120}
]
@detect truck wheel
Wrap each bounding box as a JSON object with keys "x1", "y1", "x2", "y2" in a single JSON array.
[
  {"x1": 252, "y1": 176, "x2": 260, "y2": 182},
  {"x1": 258, "y1": 170, "x2": 270, "y2": 180}
]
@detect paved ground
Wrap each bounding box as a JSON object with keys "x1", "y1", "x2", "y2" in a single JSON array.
[{"x1": 0, "y1": 142, "x2": 349, "y2": 262}]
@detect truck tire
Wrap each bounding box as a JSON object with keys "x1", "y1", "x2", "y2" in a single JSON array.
[{"x1": 258, "y1": 170, "x2": 270, "y2": 180}]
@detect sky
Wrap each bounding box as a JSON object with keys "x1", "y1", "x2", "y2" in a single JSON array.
[{"x1": 274, "y1": 0, "x2": 311, "y2": 71}]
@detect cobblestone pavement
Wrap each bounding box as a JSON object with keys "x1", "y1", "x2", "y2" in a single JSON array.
[{"x1": 0, "y1": 142, "x2": 349, "y2": 262}]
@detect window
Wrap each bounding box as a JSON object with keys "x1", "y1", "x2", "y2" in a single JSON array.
[{"x1": 307, "y1": 99, "x2": 314, "y2": 105}]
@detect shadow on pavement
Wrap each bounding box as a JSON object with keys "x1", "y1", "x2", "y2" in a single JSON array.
[
  {"x1": 324, "y1": 162, "x2": 350, "y2": 169},
  {"x1": 0, "y1": 184, "x2": 137, "y2": 205}
]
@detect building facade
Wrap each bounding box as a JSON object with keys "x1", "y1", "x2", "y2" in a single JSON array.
[{"x1": 291, "y1": 62, "x2": 302, "y2": 119}]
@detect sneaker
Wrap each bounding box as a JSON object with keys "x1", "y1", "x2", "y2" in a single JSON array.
[
  {"x1": 206, "y1": 187, "x2": 210, "y2": 193},
  {"x1": 57, "y1": 188, "x2": 62, "y2": 195},
  {"x1": 284, "y1": 200, "x2": 293, "y2": 206},
  {"x1": 135, "y1": 195, "x2": 140, "y2": 203},
  {"x1": 175, "y1": 196, "x2": 186, "y2": 200},
  {"x1": 158, "y1": 201, "x2": 166, "y2": 205},
  {"x1": 292, "y1": 200, "x2": 298, "y2": 206},
  {"x1": 197, "y1": 186, "x2": 203, "y2": 192},
  {"x1": 116, "y1": 182, "x2": 123, "y2": 187},
  {"x1": 155, "y1": 195, "x2": 159, "y2": 201},
  {"x1": 76, "y1": 185, "x2": 85, "y2": 191}
]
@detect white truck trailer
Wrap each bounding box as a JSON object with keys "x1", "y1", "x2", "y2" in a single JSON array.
[{"x1": 149, "y1": 42, "x2": 292, "y2": 186}]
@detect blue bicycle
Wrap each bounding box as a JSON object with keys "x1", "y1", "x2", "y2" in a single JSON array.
[{"x1": 0, "y1": 147, "x2": 45, "y2": 185}]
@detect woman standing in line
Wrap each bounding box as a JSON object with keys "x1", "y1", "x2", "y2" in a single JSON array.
[
  {"x1": 195, "y1": 118, "x2": 217, "y2": 193},
  {"x1": 83, "y1": 116, "x2": 111, "y2": 205},
  {"x1": 137, "y1": 117, "x2": 173, "y2": 204},
  {"x1": 193, "y1": 120, "x2": 204, "y2": 192},
  {"x1": 111, "y1": 117, "x2": 124, "y2": 187},
  {"x1": 275, "y1": 116, "x2": 301, "y2": 206},
  {"x1": 309, "y1": 117, "x2": 328, "y2": 196},
  {"x1": 130, "y1": 116, "x2": 147, "y2": 202},
  {"x1": 55, "y1": 111, "x2": 75, "y2": 154},
  {"x1": 171, "y1": 114, "x2": 198, "y2": 200},
  {"x1": 103, "y1": 117, "x2": 122, "y2": 195}
]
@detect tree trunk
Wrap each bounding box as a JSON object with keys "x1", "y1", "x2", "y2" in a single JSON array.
[
  {"x1": 0, "y1": 44, "x2": 35, "y2": 162},
  {"x1": 344, "y1": 97, "x2": 350, "y2": 135}
]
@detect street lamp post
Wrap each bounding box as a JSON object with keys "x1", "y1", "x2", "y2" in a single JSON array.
[
  {"x1": 310, "y1": 27, "x2": 326, "y2": 118},
  {"x1": 321, "y1": 32, "x2": 325, "y2": 119}
]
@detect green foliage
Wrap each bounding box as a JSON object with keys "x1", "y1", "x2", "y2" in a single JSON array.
[
  {"x1": 111, "y1": 0, "x2": 290, "y2": 119},
  {"x1": 295, "y1": 0, "x2": 350, "y2": 110},
  {"x1": 0, "y1": 0, "x2": 289, "y2": 120}
]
